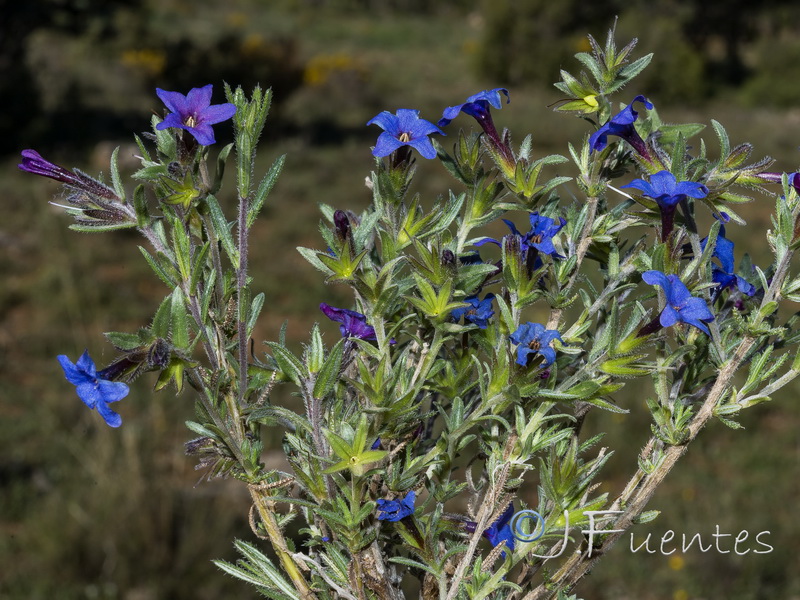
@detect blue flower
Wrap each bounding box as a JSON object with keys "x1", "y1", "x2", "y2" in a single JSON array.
[
  {"x1": 509, "y1": 323, "x2": 563, "y2": 367},
  {"x1": 438, "y1": 89, "x2": 514, "y2": 170},
  {"x1": 483, "y1": 503, "x2": 515, "y2": 557},
  {"x1": 57, "y1": 351, "x2": 129, "y2": 427},
  {"x1": 155, "y1": 85, "x2": 237, "y2": 146},
  {"x1": 700, "y1": 227, "x2": 756, "y2": 297},
  {"x1": 589, "y1": 95, "x2": 653, "y2": 158},
  {"x1": 451, "y1": 294, "x2": 495, "y2": 329},
  {"x1": 438, "y1": 88, "x2": 510, "y2": 128},
  {"x1": 622, "y1": 171, "x2": 708, "y2": 209},
  {"x1": 642, "y1": 270, "x2": 715, "y2": 334},
  {"x1": 475, "y1": 212, "x2": 566, "y2": 258},
  {"x1": 623, "y1": 171, "x2": 708, "y2": 241},
  {"x1": 367, "y1": 109, "x2": 444, "y2": 159},
  {"x1": 376, "y1": 490, "x2": 416, "y2": 522}
]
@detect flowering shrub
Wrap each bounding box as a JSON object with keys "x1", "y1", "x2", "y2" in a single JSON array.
[{"x1": 21, "y1": 29, "x2": 800, "y2": 599}]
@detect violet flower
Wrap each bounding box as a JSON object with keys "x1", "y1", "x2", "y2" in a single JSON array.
[
  {"x1": 18, "y1": 150, "x2": 118, "y2": 200},
  {"x1": 156, "y1": 85, "x2": 237, "y2": 146},
  {"x1": 641, "y1": 270, "x2": 715, "y2": 335},
  {"x1": 376, "y1": 490, "x2": 416, "y2": 522},
  {"x1": 757, "y1": 171, "x2": 800, "y2": 195},
  {"x1": 57, "y1": 351, "x2": 129, "y2": 427},
  {"x1": 367, "y1": 109, "x2": 444, "y2": 160},
  {"x1": 589, "y1": 95, "x2": 653, "y2": 159},
  {"x1": 320, "y1": 303, "x2": 378, "y2": 340},
  {"x1": 509, "y1": 323, "x2": 563, "y2": 367},
  {"x1": 622, "y1": 170, "x2": 708, "y2": 241},
  {"x1": 450, "y1": 294, "x2": 495, "y2": 329}
]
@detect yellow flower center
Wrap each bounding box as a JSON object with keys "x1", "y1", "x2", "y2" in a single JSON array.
[
  {"x1": 185, "y1": 115, "x2": 198, "y2": 128},
  {"x1": 399, "y1": 132, "x2": 411, "y2": 142},
  {"x1": 528, "y1": 340, "x2": 541, "y2": 350}
]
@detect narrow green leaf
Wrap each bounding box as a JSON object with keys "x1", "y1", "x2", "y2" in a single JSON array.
[
  {"x1": 133, "y1": 184, "x2": 149, "y2": 228},
  {"x1": 247, "y1": 154, "x2": 286, "y2": 229},
  {"x1": 247, "y1": 293, "x2": 265, "y2": 338},
  {"x1": 151, "y1": 294, "x2": 173, "y2": 339},
  {"x1": 170, "y1": 288, "x2": 190, "y2": 349},
  {"x1": 205, "y1": 194, "x2": 239, "y2": 267},
  {"x1": 170, "y1": 217, "x2": 192, "y2": 281},
  {"x1": 308, "y1": 324, "x2": 325, "y2": 373},
  {"x1": 265, "y1": 342, "x2": 305, "y2": 385},
  {"x1": 313, "y1": 339, "x2": 344, "y2": 399},
  {"x1": 109, "y1": 146, "x2": 125, "y2": 201}
]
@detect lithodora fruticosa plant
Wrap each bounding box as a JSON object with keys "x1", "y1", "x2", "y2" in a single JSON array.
[{"x1": 21, "y1": 28, "x2": 800, "y2": 600}]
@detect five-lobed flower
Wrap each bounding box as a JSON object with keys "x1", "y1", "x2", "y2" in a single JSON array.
[
  {"x1": 450, "y1": 294, "x2": 496, "y2": 329},
  {"x1": 623, "y1": 170, "x2": 708, "y2": 241},
  {"x1": 509, "y1": 323, "x2": 563, "y2": 367},
  {"x1": 476, "y1": 212, "x2": 566, "y2": 258},
  {"x1": 589, "y1": 95, "x2": 653, "y2": 159},
  {"x1": 156, "y1": 84, "x2": 237, "y2": 146},
  {"x1": 376, "y1": 490, "x2": 416, "y2": 522},
  {"x1": 367, "y1": 109, "x2": 444, "y2": 160},
  {"x1": 642, "y1": 270, "x2": 715, "y2": 335},
  {"x1": 57, "y1": 351, "x2": 130, "y2": 427},
  {"x1": 438, "y1": 88, "x2": 510, "y2": 128},
  {"x1": 438, "y1": 88, "x2": 514, "y2": 171}
]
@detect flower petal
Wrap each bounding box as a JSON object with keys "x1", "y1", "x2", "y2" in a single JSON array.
[
  {"x1": 184, "y1": 84, "x2": 214, "y2": 113},
  {"x1": 407, "y1": 136, "x2": 438, "y2": 159},
  {"x1": 199, "y1": 103, "x2": 237, "y2": 126},
  {"x1": 372, "y1": 132, "x2": 405, "y2": 157},
  {"x1": 366, "y1": 111, "x2": 399, "y2": 133},
  {"x1": 95, "y1": 401, "x2": 123, "y2": 428},
  {"x1": 156, "y1": 88, "x2": 189, "y2": 114}
]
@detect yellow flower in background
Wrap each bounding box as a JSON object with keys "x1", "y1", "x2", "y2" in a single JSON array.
[
  {"x1": 304, "y1": 53, "x2": 364, "y2": 86},
  {"x1": 120, "y1": 49, "x2": 166, "y2": 77},
  {"x1": 668, "y1": 555, "x2": 685, "y2": 571}
]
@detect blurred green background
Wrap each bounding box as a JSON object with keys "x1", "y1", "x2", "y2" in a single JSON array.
[{"x1": 2, "y1": 1, "x2": 800, "y2": 598}]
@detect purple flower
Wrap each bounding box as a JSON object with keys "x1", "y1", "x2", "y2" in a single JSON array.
[
  {"x1": 319, "y1": 302, "x2": 397, "y2": 343},
  {"x1": 57, "y1": 351, "x2": 129, "y2": 427},
  {"x1": 757, "y1": 171, "x2": 800, "y2": 195},
  {"x1": 509, "y1": 323, "x2": 563, "y2": 367},
  {"x1": 376, "y1": 490, "x2": 416, "y2": 522},
  {"x1": 438, "y1": 88, "x2": 510, "y2": 128},
  {"x1": 642, "y1": 270, "x2": 715, "y2": 335},
  {"x1": 366, "y1": 109, "x2": 444, "y2": 159},
  {"x1": 700, "y1": 227, "x2": 756, "y2": 297},
  {"x1": 589, "y1": 95, "x2": 653, "y2": 158},
  {"x1": 476, "y1": 212, "x2": 566, "y2": 258},
  {"x1": 623, "y1": 171, "x2": 708, "y2": 241},
  {"x1": 155, "y1": 85, "x2": 237, "y2": 146},
  {"x1": 18, "y1": 150, "x2": 118, "y2": 200},
  {"x1": 483, "y1": 503, "x2": 515, "y2": 557},
  {"x1": 451, "y1": 294, "x2": 495, "y2": 329}
]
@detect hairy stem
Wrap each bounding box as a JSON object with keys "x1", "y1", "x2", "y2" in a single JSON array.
[{"x1": 249, "y1": 486, "x2": 317, "y2": 600}]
